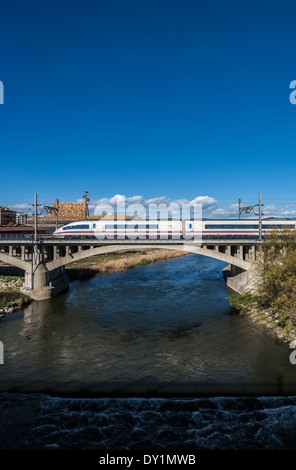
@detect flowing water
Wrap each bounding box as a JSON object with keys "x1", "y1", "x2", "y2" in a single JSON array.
[{"x1": 0, "y1": 254, "x2": 296, "y2": 449}]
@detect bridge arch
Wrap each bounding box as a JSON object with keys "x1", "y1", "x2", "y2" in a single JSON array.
[
  {"x1": 45, "y1": 243, "x2": 251, "y2": 271},
  {"x1": 0, "y1": 240, "x2": 256, "y2": 299}
]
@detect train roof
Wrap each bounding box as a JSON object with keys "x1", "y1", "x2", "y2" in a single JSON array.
[{"x1": 60, "y1": 217, "x2": 296, "y2": 223}]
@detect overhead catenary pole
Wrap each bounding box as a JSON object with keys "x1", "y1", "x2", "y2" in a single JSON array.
[
  {"x1": 83, "y1": 191, "x2": 90, "y2": 219},
  {"x1": 259, "y1": 192, "x2": 262, "y2": 241},
  {"x1": 34, "y1": 193, "x2": 38, "y2": 243},
  {"x1": 56, "y1": 198, "x2": 59, "y2": 231},
  {"x1": 238, "y1": 198, "x2": 241, "y2": 220}
]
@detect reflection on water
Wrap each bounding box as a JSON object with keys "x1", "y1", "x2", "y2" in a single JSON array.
[{"x1": 0, "y1": 254, "x2": 295, "y2": 395}]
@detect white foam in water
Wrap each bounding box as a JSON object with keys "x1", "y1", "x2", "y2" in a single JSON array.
[{"x1": 1, "y1": 393, "x2": 296, "y2": 450}]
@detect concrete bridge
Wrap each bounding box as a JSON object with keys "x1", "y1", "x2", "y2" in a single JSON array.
[{"x1": 0, "y1": 238, "x2": 261, "y2": 300}]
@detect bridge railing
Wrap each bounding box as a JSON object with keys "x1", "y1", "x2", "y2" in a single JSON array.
[
  {"x1": 0, "y1": 234, "x2": 35, "y2": 241},
  {"x1": 0, "y1": 234, "x2": 263, "y2": 242}
]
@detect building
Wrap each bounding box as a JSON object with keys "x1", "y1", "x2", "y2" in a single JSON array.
[
  {"x1": 27, "y1": 201, "x2": 132, "y2": 231},
  {"x1": 0, "y1": 226, "x2": 49, "y2": 239},
  {"x1": 27, "y1": 202, "x2": 89, "y2": 225},
  {"x1": 51, "y1": 201, "x2": 89, "y2": 221},
  {"x1": 16, "y1": 212, "x2": 27, "y2": 225},
  {"x1": 0, "y1": 206, "x2": 16, "y2": 226}
]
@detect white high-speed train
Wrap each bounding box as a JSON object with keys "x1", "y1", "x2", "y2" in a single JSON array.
[{"x1": 53, "y1": 218, "x2": 296, "y2": 240}]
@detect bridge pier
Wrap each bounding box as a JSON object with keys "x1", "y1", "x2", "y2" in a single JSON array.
[
  {"x1": 0, "y1": 238, "x2": 260, "y2": 301},
  {"x1": 33, "y1": 263, "x2": 49, "y2": 289},
  {"x1": 224, "y1": 264, "x2": 251, "y2": 294},
  {"x1": 22, "y1": 263, "x2": 69, "y2": 301}
]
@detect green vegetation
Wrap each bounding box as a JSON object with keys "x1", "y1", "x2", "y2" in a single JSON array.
[
  {"x1": 0, "y1": 275, "x2": 24, "y2": 283},
  {"x1": 65, "y1": 251, "x2": 153, "y2": 270},
  {"x1": 227, "y1": 227, "x2": 296, "y2": 341},
  {"x1": 0, "y1": 268, "x2": 27, "y2": 314},
  {"x1": 65, "y1": 250, "x2": 161, "y2": 279},
  {"x1": 227, "y1": 293, "x2": 259, "y2": 315},
  {"x1": 257, "y1": 228, "x2": 296, "y2": 337},
  {"x1": 137, "y1": 258, "x2": 153, "y2": 265},
  {"x1": 0, "y1": 291, "x2": 30, "y2": 311}
]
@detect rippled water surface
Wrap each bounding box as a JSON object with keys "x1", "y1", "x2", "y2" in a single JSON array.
[
  {"x1": 1, "y1": 393, "x2": 296, "y2": 450},
  {"x1": 1, "y1": 254, "x2": 296, "y2": 450},
  {"x1": 0, "y1": 254, "x2": 295, "y2": 395}
]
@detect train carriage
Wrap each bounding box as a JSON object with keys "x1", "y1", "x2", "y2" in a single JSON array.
[{"x1": 53, "y1": 218, "x2": 296, "y2": 240}]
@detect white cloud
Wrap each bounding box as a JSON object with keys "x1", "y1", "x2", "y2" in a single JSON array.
[
  {"x1": 146, "y1": 196, "x2": 169, "y2": 205},
  {"x1": 7, "y1": 203, "x2": 33, "y2": 212},
  {"x1": 189, "y1": 196, "x2": 217, "y2": 208},
  {"x1": 209, "y1": 208, "x2": 230, "y2": 216},
  {"x1": 263, "y1": 204, "x2": 277, "y2": 211},
  {"x1": 88, "y1": 194, "x2": 218, "y2": 211},
  {"x1": 229, "y1": 203, "x2": 239, "y2": 209},
  {"x1": 126, "y1": 195, "x2": 144, "y2": 204},
  {"x1": 82, "y1": 194, "x2": 296, "y2": 220},
  {"x1": 88, "y1": 194, "x2": 218, "y2": 217},
  {"x1": 88, "y1": 194, "x2": 143, "y2": 207},
  {"x1": 171, "y1": 198, "x2": 190, "y2": 205},
  {"x1": 277, "y1": 210, "x2": 296, "y2": 216}
]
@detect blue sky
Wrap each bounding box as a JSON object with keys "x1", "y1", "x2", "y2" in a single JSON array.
[{"x1": 1, "y1": 0, "x2": 296, "y2": 216}]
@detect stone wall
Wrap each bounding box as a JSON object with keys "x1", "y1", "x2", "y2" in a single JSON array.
[{"x1": 223, "y1": 264, "x2": 257, "y2": 295}]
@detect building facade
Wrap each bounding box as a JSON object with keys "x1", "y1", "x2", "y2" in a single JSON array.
[
  {"x1": 16, "y1": 212, "x2": 28, "y2": 225},
  {"x1": 0, "y1": 206, "x2": 16, "y2": 226}
]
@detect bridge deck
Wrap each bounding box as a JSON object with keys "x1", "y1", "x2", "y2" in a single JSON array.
[{"x1": 0, "y1": 239, "x2": 262, "y2": 246}]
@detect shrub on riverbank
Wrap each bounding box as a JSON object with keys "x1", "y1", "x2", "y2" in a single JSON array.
[
  {"x1": 137, "y1": 258, "x2": 153, "y2": 265},
  {"x1": 0, "y1": 274, "x2": 24, "y2": 293},
  {"x1": 66, "y1": 249, "x2": 185, "y2": 278},
  {"x1": 0, "y1": 291, "x2": 30, "y2": 311},
  {"x1": 0, "y1": 275, "x2": 23, "y2": 283},
  {"x1": 257, "y1": 228, "x2": 296, "y2": 336},
  {"x1": 227, "y1": 293, "x2": 260, "y2": 315},
  {"x1": 227, "y1": 228, "x2": 296, "y2": 342}
]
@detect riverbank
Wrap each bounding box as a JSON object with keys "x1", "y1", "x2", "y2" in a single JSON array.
[
  {"x1": 227, "y1": 293, "x2": 296, "y2": 344},
  {"x1": 0, "y1": 290, "x2": 31, "y2": 316},
  {"x1": 0, "y1": 249, "x2": 186, "y2": 315},
  {"x1": 0, "y1": 275, "x2": 31, "y2": 316},
  {"x1": 65, "y1": 249, "x2": 186, "y2": 281}
]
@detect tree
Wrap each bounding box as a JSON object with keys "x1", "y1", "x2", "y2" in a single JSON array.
[{"x1": 258, "y1": 227, "x2": 296, "y2": 334}]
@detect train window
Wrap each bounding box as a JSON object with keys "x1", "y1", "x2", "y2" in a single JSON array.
[
  {"x1": 189, "y1": 223, "x2": 192, "y2": 229},
  {"x1": 262, "y1": 224, "x2": 295, "y2": 228},
  {"x1": 93, "y1": 224, "x2": 96, "y2": 229},
  {"x1": 205, "y1": 224, "x2": 259, "y2": 229},
  {"x1": 204, "y1": 223, "x2": 296, "y2": 229},
  {"x1": 105, "y1": 224, "x2": 159, "y2": 230},
  {"x1": 62, "y1": 224, "x2": 89, "y2": 230},
  {"x1": 105, "y1": 224, "x2": 126, "y2": 229}
]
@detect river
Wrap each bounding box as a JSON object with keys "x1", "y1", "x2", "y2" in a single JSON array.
[{"x1": 0, "y1": 254, "x2": 296, "y2": 450}]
